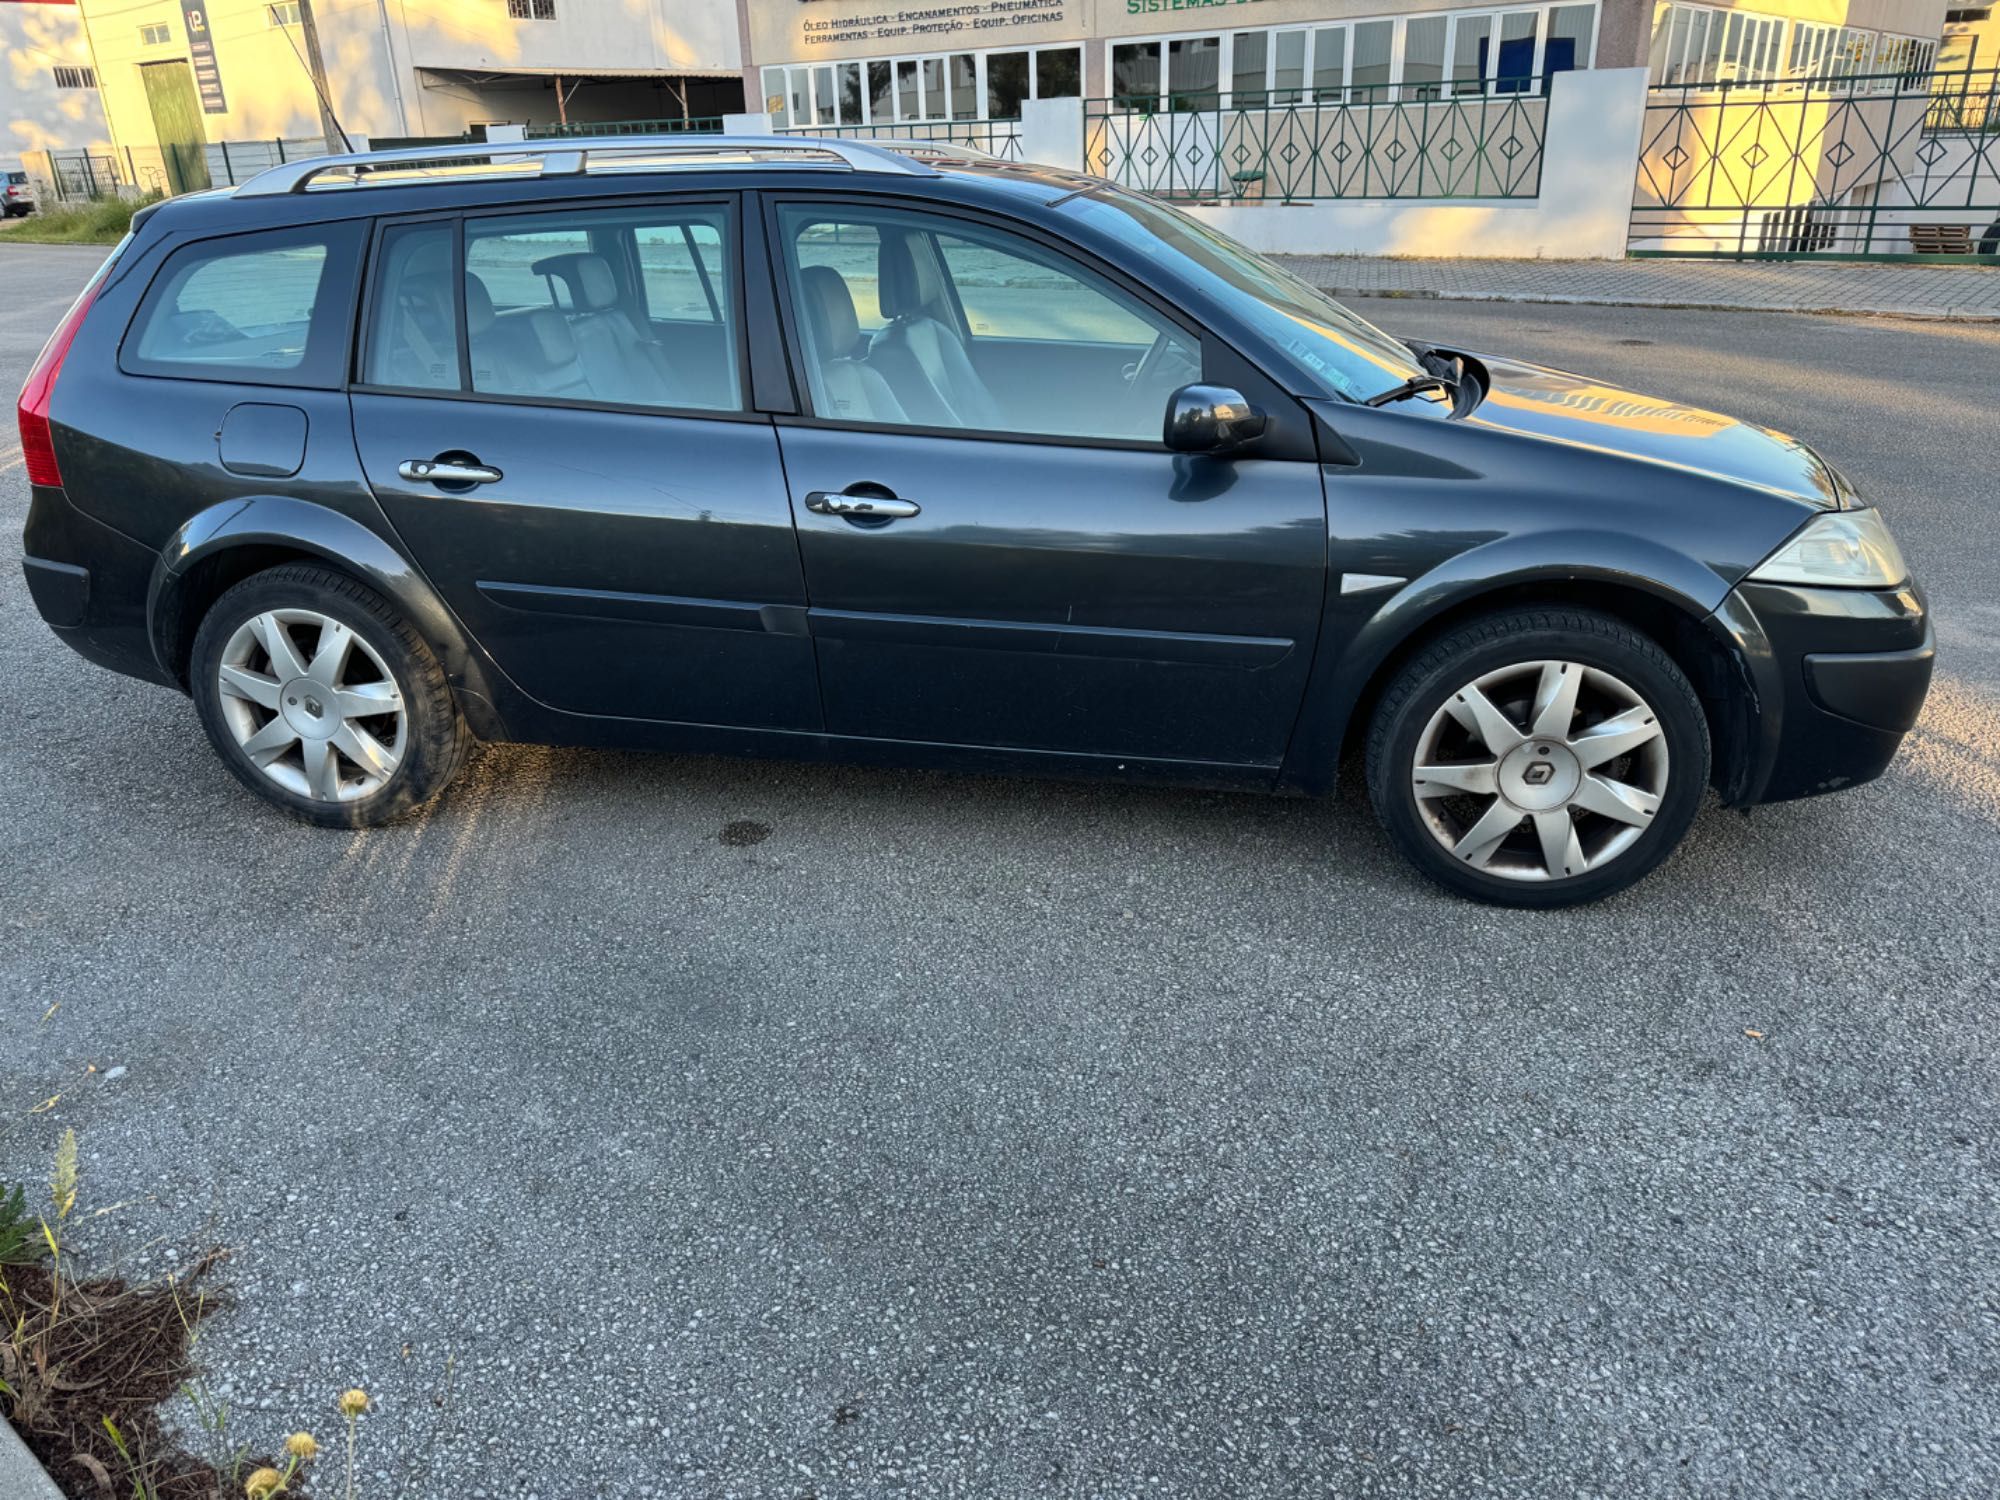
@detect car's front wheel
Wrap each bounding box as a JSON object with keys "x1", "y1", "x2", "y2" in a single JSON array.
[
  {"x1": 1365, "y1": 608, "x2": 1710, "y2": 907},
  {"x1": 190, "y1": 562, "x2": 472, "y2": 826}
]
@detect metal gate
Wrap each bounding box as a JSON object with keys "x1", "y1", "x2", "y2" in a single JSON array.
[
  {"x1": 1631, "y1": 67, "x2": 2000, "y2": 260},
  {"x1": 141, "y1": 60, "x2": 213, "y2": 197}
]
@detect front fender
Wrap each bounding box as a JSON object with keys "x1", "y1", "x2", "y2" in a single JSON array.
[
  {"x1": 148, "y1": 495, "x2": 509, "y2": 739},
  {"x1": 1279, "y1": 528, "x2": 1736, "y2": 793}
]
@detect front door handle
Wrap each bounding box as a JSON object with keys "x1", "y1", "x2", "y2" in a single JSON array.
[
  {"x1": 399, "y1": 458, "x2": 503, "y2": 487},
  {"x1": 805, "y1": 490, "x2": 920, "y2": 521}
]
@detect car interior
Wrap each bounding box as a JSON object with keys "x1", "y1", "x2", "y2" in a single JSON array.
[
  {"x1": 782, "y1": 212, "x2": 1201, "y2": 442},
  {"x1": 362, "y1": 204, "x2": 1203, "y2": 436},
  {"x1": 367, "y1": 213, "x2": 741, "y2": 410}
]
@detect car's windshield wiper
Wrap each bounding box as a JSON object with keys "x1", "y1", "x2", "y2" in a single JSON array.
[{"x1": 1364, "y1": 375, "x2": 1455, "y2": 408}]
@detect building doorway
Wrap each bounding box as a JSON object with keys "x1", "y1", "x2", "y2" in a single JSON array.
[{"x1": 141, "y1": 61, "x2": 212, "y2": 195}]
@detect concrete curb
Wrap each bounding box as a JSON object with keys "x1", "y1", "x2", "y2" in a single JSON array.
[
  {"x1": 1314, "y1": 285, "x2": 2000, "y2": 321},
  {"x1": 0, "y1": 1412, "x2": 67, "y2": 1500}
]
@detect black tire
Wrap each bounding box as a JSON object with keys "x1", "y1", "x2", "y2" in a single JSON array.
[
  {"x1": 1364, "y1": 607, "x2": 1710, "y2": 908},
  {"x1": 190, "y1": 562, "x2": 472, "y2": 827}
]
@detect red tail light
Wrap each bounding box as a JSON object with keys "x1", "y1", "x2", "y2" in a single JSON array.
[{"x1": 18, "y1": 279, "x2": 102, "y2": 489}]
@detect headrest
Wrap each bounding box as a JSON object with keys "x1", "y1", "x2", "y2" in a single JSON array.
[
  {"x1": 520, "y1": 307, "x2": 577, "y2": 367},
  {"x1": 397, "y1": 272, "x2": 455, "y2": 327},
  {"x1": 798, "y1": 265, "x2": 861, "y2": 358},
  {"x1": 462, "y1": 272, "x2": 496, "y2": 337},
  {"x1": 877, "y1": 232, "x2": 944, "y2": 319},
  {"x1": 530, "y1": 252, "x2": 619, "y2": 311}
]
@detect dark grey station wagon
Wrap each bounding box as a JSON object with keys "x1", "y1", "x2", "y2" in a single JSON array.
[{"x1": 18, "y1": 136, "x2": 1933, "y2": 906}]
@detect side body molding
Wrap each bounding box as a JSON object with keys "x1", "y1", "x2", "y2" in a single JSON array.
[{"x1": 147, "y1": 496, "x2": 512, "y2": 740}]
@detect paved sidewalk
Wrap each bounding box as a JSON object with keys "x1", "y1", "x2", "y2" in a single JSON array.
[{"x1": 1274, "y1": 254, "x2": 2000, "y2": 319}]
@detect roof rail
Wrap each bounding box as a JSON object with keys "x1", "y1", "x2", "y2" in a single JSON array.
[
  {"x1": 869, "y1": 140, "x2": 1000, "y2": 164},
  {"x1": 233, "y1": 133, "x2": 940, "y2": 197}
]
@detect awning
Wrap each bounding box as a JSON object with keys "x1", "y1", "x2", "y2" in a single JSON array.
[{"x1": 414, "y1": 65, "x2": 738, "y2": 84}]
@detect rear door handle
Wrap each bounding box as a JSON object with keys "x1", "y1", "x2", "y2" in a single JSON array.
[
  {"x1": 805, "y1": 490, "x2": 920, "y2": 520},
  {"x1": 399, "y1": 458, "x2": 503, "y2": 487}
]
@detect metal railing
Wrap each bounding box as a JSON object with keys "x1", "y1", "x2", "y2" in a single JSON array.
[
  {"x1": 208, "y1": 137, "x2": 341, "y2": 188},
  {"x1": 1925, "y1": 67, "x2": 2000, "y2": 134},
  {"x1": 1083, "y1": 84, "x2": 1550, "y2": 202},
  {"x1": 27, "y1": 147, "x2": 176, "y2": 202},
  {"x1": 525, "y1": 116, "x2": 725, "y2": 139},
  {"x1": 1633, "y1": 66, "x2": 2000, "y2": 258},
  {"x1": 777, "y1": 118, "x2": 1025, "y2": 161}
]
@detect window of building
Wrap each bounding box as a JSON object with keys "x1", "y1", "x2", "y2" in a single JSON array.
[
  {"x1": 128, "y1": 224, "x2": 361, "y2": 387},
  {"x1": 1036, "y1": 48, "x2": 1082, "y2": 101},
  {"x1": 1652, "y1": 5, "x2": 1940, "y2": 89},
  {"x1": 1351, "y1": 21, "x2": 1394, "y2": 93},
  {"x1": 1166, "y1": 35, "x2": 1222, "y2": 108},
  {"x1": 987, "y1": 50, "x2": 1031, "y2": 118},
  {"x1": 267, "y1": 2, "x2": 301, "y2": 25},
  {"x1": 53, "y1": 66, "x2": 97, "y2": 90},
  {"x1": 1402, "y1": 15, "x2": 1450, "y2": 98},
  {"x1": 140, "y1": 22, "x2": 172, "y2": 45},
  {"x1": 766, "y1": 44, "x2": 1081, "y2": 128},
  {"x1": 506, "y1": 0, "x2": 555, "y2": 20},
  {"x1": 1108, "y1": 5, "x2": 1595, "y2": 109}
]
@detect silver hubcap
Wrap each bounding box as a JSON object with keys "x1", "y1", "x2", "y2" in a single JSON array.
[
  {"x1": 215, "y1": 609, "x2": 406, "y2": 802},
  {"x1": 1411, "y1": 659, "x2": 1670, "y2": 882}
]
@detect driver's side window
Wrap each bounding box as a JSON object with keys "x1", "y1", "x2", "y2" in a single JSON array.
[{"x1": 777, "y1": 203, "x2": 1198, "y2": 443}]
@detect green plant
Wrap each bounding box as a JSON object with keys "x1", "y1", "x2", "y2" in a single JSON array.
[
  {"x1": 0, "y1": 1181, "x2": 45, "y2": 1265},
  {"x1": 41, "y1": 1128, "x2": 78, "y2": 1318},
  {"x1": 1, "y1": 190, "x2": 163, "y2": 245}
]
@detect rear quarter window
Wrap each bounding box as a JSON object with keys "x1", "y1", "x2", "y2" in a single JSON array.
[{"x1": 121, "y1": 222, "x2": 364, "y2": 388}]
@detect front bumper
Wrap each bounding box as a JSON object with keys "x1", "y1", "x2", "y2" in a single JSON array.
[{"x1": 1713, "y1": 579, "x2": 1933, "y2": 805}]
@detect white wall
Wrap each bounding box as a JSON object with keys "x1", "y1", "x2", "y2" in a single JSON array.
[
  {"x1": 1032, "y1": 69, "x2": 1651, "y2": 261},
  {"x1": 3, "y1": 0, "x2": 111, "y2": 174},
  {"x1": 395, "y1": 1, "x2": 739, "y2": 75}
]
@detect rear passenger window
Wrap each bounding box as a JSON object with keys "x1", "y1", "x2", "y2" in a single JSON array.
[
  {"x1": 125, "y1": 223, "x2": 361, "y2": 387},
  {"x1": 465, "y1": 205, "x2": 739, "y2": 411},
  {"x1": 363, "y1": 222, "x2": 460, "y2": 391}
]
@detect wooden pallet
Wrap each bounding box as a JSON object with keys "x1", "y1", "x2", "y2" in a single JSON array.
[{"x1": 1909, "y1": 224, "x2": 1974, "y2": 254}]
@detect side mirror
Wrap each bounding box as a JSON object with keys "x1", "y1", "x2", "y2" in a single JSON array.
[{"x1": 1163, "y1": 384, "x2": 1268, "y2": 455}]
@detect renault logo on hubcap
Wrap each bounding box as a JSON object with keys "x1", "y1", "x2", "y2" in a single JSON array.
[{"x1": 1522, "y1": 762, "x2": 1555, "y2": 786}]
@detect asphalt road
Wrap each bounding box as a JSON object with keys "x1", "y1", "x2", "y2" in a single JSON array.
[{"x1": 3, "y1": 241, "x2": 1997, "y2": 1499}]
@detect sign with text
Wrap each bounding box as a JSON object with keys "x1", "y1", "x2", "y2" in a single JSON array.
[
  {"x1": 182, "y1": 2, "x2": 228, "y2": 114},
  {"x1": 759, "y1": 0, "x2": 1077, "y2": 64}
]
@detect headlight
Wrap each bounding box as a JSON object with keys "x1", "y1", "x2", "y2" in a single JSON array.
[{"x1": 1748, "y1": 507, "x2": 1908, "y2": 589}]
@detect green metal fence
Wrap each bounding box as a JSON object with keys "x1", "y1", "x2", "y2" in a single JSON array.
[
  {"x1": 524, "y1": 117, "x2": 725, "y2": 139},
  {"x1": 1633, "y1": 67, "x2": 2000, "y2": 259},
  {"x1": 777, "y1": 118, "x2": 1025, "y2": 161},
  {"x1": 1083, "y1": 85, "x2": 1550, "y2": 202}
]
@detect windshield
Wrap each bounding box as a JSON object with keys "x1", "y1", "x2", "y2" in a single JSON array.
[{"x1": 1060, "y1": 186, "x2": 1425, "y2": 403}]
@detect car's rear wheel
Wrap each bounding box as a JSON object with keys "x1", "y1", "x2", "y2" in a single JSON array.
[
  {"x1": 191, "y1": 563, "x2": 471, "y2": 826},
  {"x1": 1365, "y1": 608, "x2": 1709, "y2": 907}
]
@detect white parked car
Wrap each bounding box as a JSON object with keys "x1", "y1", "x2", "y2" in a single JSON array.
[{"x1": 3, "y1": 171, "x2": 37, "y2": 217}]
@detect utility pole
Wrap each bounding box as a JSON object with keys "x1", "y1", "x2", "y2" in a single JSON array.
[{"x1": 297, "y1": 0, "x2": 348, "y2": 152}]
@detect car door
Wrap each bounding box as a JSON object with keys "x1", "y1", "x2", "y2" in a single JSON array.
[
  {"x1": 765, "y1": 196, "x2": 1326, "y2": 767},
  {"x1": 348, "y1": 197, "x2": 820, "y2": 731}
]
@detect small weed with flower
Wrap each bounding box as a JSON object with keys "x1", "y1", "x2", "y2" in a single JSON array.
[{"x1": 0, "y1": 1133, "x2": 381, "y2": 1500}]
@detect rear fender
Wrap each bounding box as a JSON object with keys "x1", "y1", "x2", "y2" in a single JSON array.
[{"x1": 148, "y1": 495, "x2": 509, "y2": 740}]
